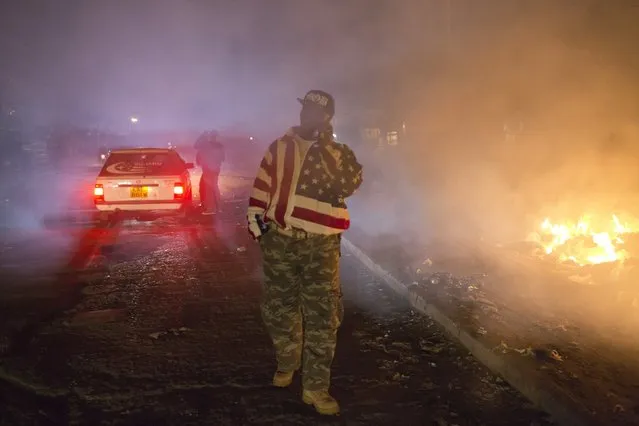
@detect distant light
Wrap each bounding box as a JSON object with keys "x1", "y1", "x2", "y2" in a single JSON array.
[
  {"x1": 100, "y1": 154, "x2": 106, "y2": 160},
  {"x1": 249, "y1": 136, "x2": 254, "y2": 141},
  {"x1": 332, "y1": 133, "x2": 337, "y2": 138},
  {"x1": 130, "y1": 117, "x2": 139, "y2": 124}
]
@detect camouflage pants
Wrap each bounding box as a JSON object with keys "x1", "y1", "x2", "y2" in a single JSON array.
[{"x1": 260, "y1": 230, "x2": 343, "y2": 391}]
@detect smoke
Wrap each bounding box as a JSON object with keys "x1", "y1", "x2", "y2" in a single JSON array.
[
  {"x1": 1, "y1": 0, "x2": 411, "y2": 242},
  {"x1": 0, "y1": 1, "x2": 636, "y2": 246},
  {"x1": 349, "y1": 0, "x2": 639, "y2": 248},
  {"x1": 2, "y1": 1, "x2": 639, "y2": 273},
  {"x1": 340, "y1": 1, "x2": 639, "y2": 337},
  {"x1": 1, "y1": 0, "x2": 418, "y2": 132}
]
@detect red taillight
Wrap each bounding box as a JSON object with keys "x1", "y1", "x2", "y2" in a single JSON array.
[
  {"x1": 94, "y1": 184, "x2": 104, "y2": 202},
  {"x1": 173, "y1": 182, "x2": 184, "y2": 199}
]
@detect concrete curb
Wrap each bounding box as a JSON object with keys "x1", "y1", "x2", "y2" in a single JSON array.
[{"x1": 342, "y1": 237, "x2": 600, "y2": 426}]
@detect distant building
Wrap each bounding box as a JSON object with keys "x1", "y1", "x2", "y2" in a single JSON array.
[{"x1": 335, "y1": 107, "x2": 408, "y2": 149}]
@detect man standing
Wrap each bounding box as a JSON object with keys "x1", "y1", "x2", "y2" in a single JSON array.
[
  {"x1": 247, "y1": 90, "x2": 363, "y2": 415},
  {"x1": 195, "y1": 130, "x2": 225, "y2": 214}
]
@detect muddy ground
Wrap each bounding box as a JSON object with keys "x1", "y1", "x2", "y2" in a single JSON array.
[
  {"x1": 346, "y1": 226, "x2": 639, "y2": 426},
  {"x1": 0, "y1": 204, "x2": 551, "y2": 426}
]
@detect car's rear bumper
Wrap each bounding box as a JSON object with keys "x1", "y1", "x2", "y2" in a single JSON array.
[{"x1": 95, "y1": 200, "x2": 185, "y2": 212}]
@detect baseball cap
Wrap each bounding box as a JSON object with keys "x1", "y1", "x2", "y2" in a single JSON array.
[{"x1": 297, "y1": 90, "x2": 335, "y2": 118}]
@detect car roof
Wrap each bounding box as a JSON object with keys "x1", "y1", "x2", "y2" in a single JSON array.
[{"x1": 109, "y1": 147, "x2": 177, "y2": 155}]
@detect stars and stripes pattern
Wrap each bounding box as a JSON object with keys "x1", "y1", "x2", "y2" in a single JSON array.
[
  {"x1": 247, "y1": 128, "x2": 363, "y2": 239},
  {"x1": 296, "y1": 142, "x2": 362, "y2": 207}
]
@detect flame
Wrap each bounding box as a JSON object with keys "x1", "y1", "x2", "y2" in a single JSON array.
[{"x1": 528, "y1": 215, "x2": 636, "y2": 265}]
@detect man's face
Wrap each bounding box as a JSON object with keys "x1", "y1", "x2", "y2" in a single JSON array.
[{"x1": 299, "y1": 104, "x2": 327, "y2": 131}]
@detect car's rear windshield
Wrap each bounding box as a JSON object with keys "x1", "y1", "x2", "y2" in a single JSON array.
[{"x1": 100, "y1": 151, "x2": 185, "y2": 176}]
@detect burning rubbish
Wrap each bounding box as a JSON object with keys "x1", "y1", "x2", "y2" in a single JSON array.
[{"x1": 526, "y1": 214, "x2": 639, "y2": 266}]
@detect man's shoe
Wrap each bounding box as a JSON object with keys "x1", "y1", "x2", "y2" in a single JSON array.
[
  {"x1": 302, "y1": 390, "x2": 340, "y2": 415},
  {"x1": 272, "y1": 370, "x2": 295, "y2": 387}
]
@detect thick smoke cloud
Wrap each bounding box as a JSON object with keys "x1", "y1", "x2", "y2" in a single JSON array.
[
  {"x1": 1, "y1": 0, "x2": 638, "y2": 243},
  {"x1": 351, "y1": 0, "x2": 639, "y2": 245},
  {"x1": 2, "y1": 0, "x2": 416, "y2": 131}
]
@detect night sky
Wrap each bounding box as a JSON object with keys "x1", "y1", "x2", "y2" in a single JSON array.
[
  {"x1": 1, "y1": 1, "x2": 638, "y2": 132},
  {"x1": 0, "y1": 0, "x2": 441, "y2": 131}
]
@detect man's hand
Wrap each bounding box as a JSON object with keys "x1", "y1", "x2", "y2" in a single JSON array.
[
  {"x1": 317, "y1": 141, "x2": 362, "y2": 198},
  {"x1": 317, "y1": 124, "x2": 335, "y2": 146}
]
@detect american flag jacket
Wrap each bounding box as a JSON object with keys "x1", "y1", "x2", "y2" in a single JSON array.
[{"x1": 247, "y1": 127, "x2": 363, "y2": 239}]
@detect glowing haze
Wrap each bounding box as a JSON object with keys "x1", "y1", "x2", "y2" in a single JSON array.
[
  {"x1": 1, "y1": 0, "x2": 438, "y2": 131},
  {"x1": 2, "y1": 0, "x2": 639, "y2": 247}
]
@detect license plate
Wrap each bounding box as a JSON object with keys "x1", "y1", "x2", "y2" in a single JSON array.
[{"x1": 130, "y1": 187, "x2": 149, "y2": 198}]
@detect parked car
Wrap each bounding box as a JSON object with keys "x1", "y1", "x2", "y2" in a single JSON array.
[{"x1": 93, "y1": 147, "x2": 199, "y2": 222}]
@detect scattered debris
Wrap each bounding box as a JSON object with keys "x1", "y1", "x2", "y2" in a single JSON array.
[
  {"x1": 474, "y1": 296, "x2": 499, "y2": 313},
  {"x1": 549, "y1": 349, "x2": 563, "y2": 362},
  {"x1": 493, "y1": 341, "x2": 510, "y2": 354},
  {"x1": 514, "y1": 347, "x2": 534, "y2": 357},
  {"x1": 525, "y1": 348, "x2": 564, "y2": 363},
  {"x1": 493, "y1": 341, "x2": 537, "y2": 358},
  {"x1": 150, "y1": 327, "x2": 190, "y2": 340},
  {"x1": 69, "y1": 308, "x2": 127, "y2": 325},
  {"x1": 149, "y1": 332, "x2": 164, "y2": 340},
  {"x1": 419, "y1": 339, "x2": 445, "y2": 354}
]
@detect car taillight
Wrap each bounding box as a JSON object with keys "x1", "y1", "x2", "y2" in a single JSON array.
[
  {"x1": 173, "y1": 182, "x2": 184, "y2": 199},
  {"x1": 94, "y1": 184, "x2": 104, "y2": 202}
]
